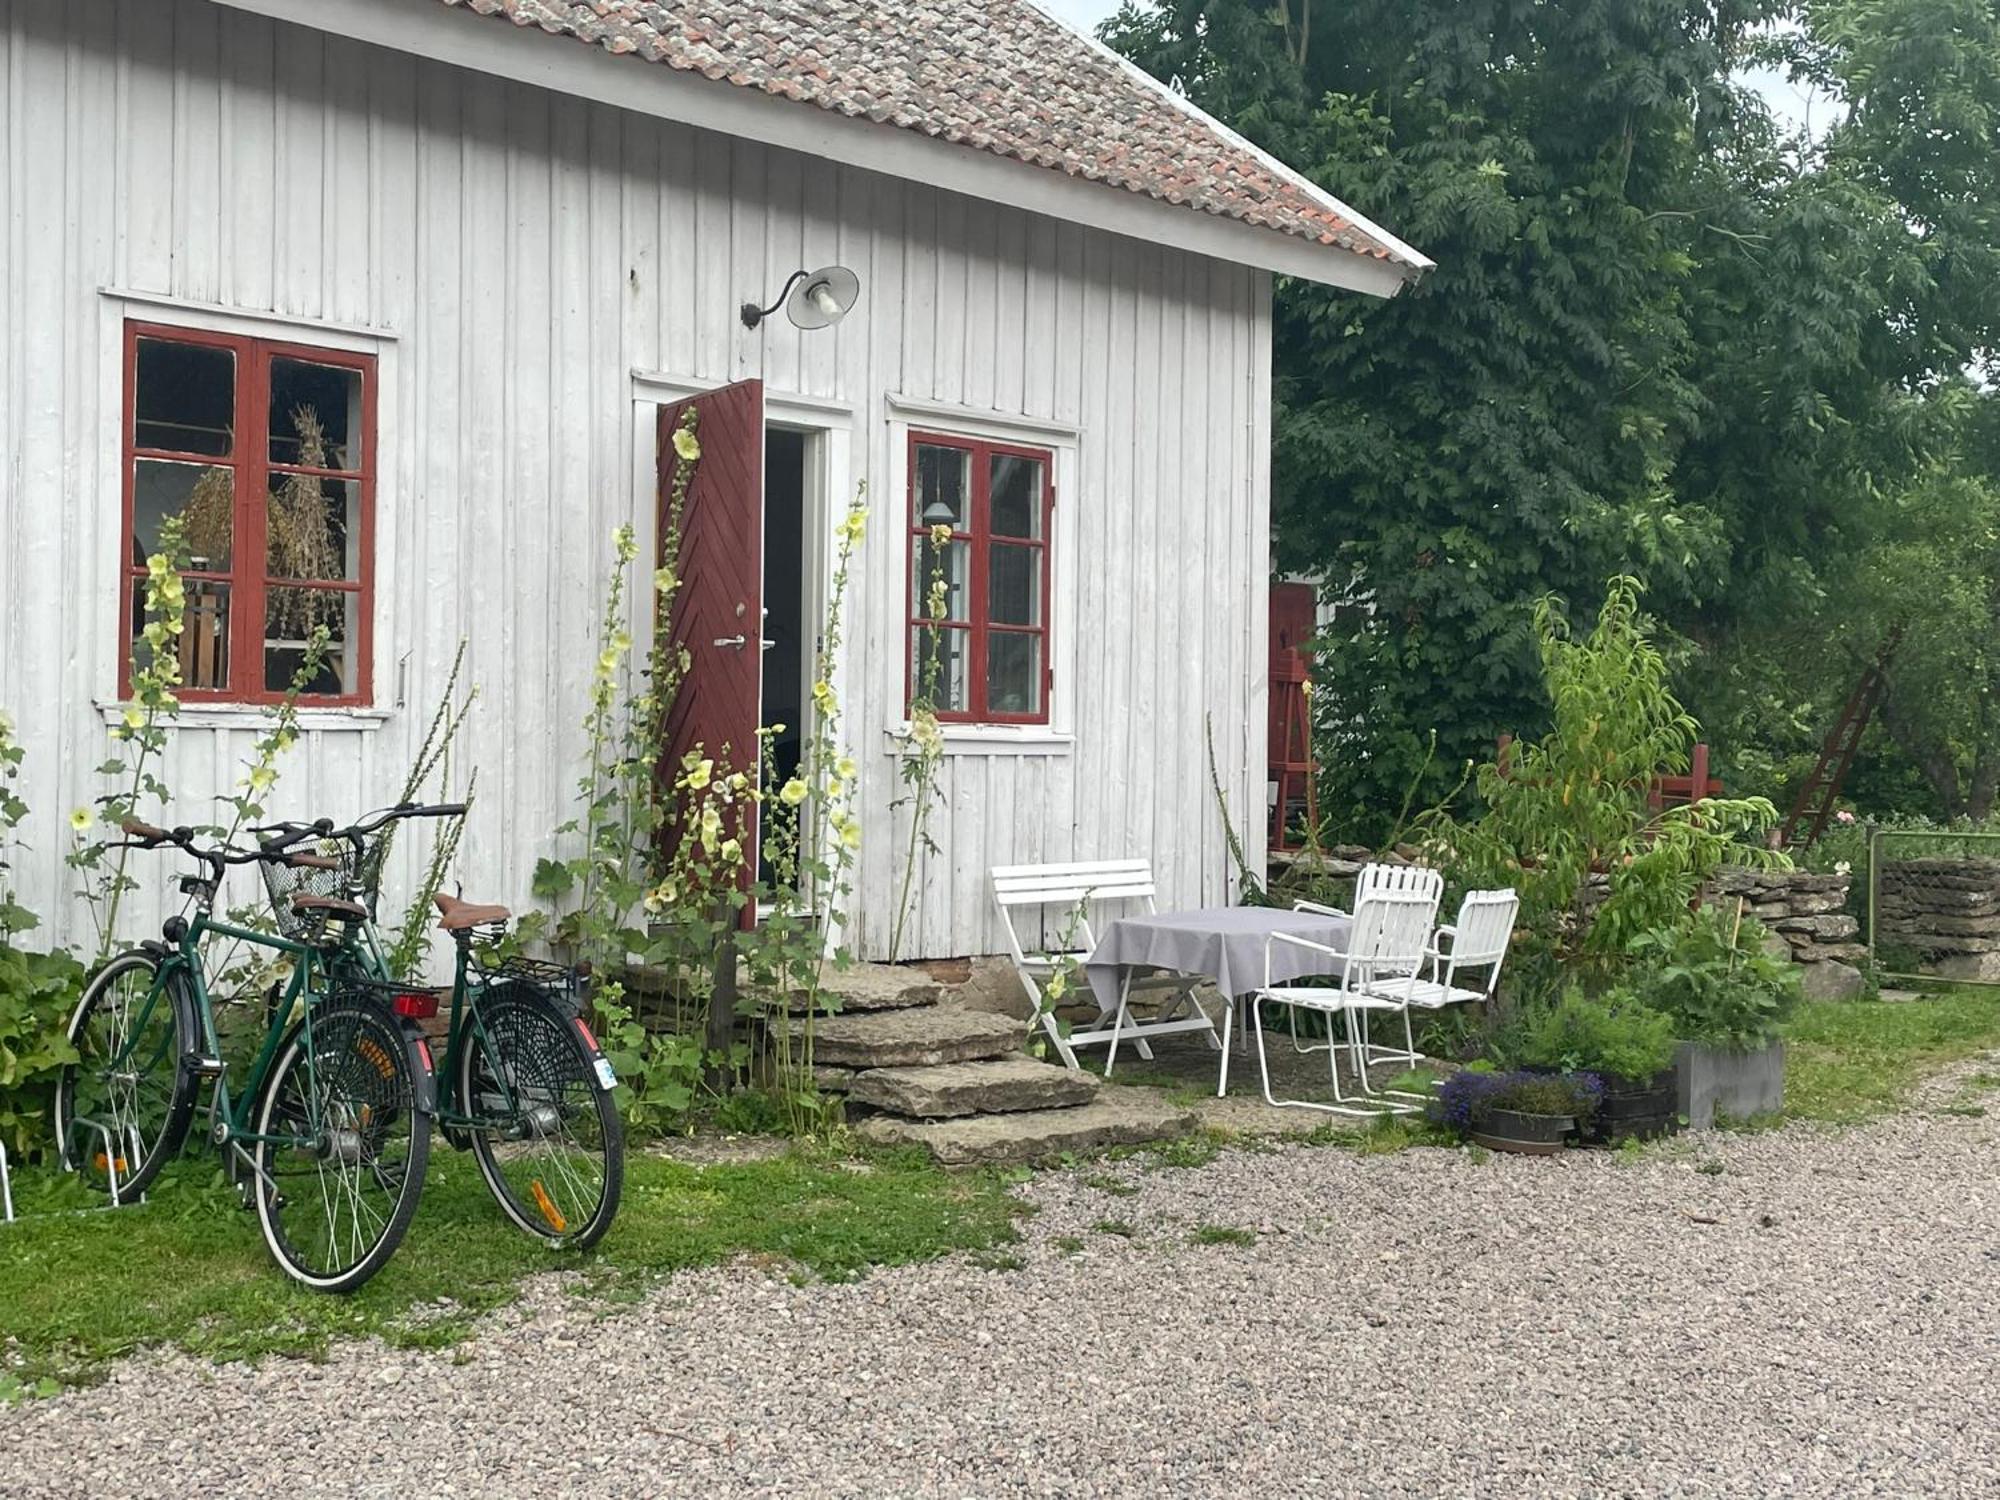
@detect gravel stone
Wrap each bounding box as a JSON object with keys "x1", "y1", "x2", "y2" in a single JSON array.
[{"x1": 7, "y1": 1059, "x2": 2000, "y2": 1498}]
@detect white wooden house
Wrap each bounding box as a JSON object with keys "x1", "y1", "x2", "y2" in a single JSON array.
[{"x1": 0, "y1": 0, "x2": 1429, "y2": 961}]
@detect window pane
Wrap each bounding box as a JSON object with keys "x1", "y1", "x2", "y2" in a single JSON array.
[
  {"x1": 911, "y1": 535, "x2": 971, "y2": 622},
  {"x1": 133, "y1": 459, "x2": 235, "y2": 569},
  {"x1": 266, "y1": 474, "x2": 359, "y2": 582},
  {"x1": 990, "y1": 454, "x2": 1044, "y2": 540},
  {"x1": 132, "y1": 579, "x2": 231, "y2": 692},
  {"x1": 270, "y1": 359, "x2": 363, "y2": 470},
  {"x1": 265, "y1": 586, "x2": 353, "y2": 695},
  {"x1": 989, "y1": 543, "x2": 1041, "y2": 626},
  {"x1": 134, "y1": 338, "x2": 234, "y2": 456},
  {"x1": 986, "y1": 632, "x2": 1042, "y2": 717},
  {"x1": 911, "y1": 625, "x2": 970, "y2": 713},
  {"x1": 913, "y1": 443, "x2": 970, "y2": 530}
]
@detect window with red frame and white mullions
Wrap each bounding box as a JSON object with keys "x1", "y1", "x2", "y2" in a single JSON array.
[
  {"x1": 906, "y1": 433, "x2": 1053, "y2": 725},
  {"x1": 120, "y1": 322, "x2": 374, "y2": 705}
]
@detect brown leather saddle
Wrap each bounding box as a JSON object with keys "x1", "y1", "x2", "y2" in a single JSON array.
[{"x1": 433, "y1": 892, "x2": 512, "y2": 932}]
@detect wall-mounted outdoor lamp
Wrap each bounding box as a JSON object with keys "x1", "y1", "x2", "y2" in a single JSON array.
[{"x1": 740, "y1": 265, "x2": 862, "y2": 331}]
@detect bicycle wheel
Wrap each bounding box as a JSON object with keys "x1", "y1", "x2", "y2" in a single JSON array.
[
  {"x1": 54, "y1": 951, "x2": 198, "y2": 1203},
  {"x1": 251, "y1": 996, "x2": 431, "y2": 1293},
  {"x1": 459, "y1": 984, "x2": 623, "y2": 1251}
]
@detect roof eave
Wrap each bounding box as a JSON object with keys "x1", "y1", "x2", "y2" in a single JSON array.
[{"x1": 207, "y1": 0, "x2": 1425, "y2": 295}]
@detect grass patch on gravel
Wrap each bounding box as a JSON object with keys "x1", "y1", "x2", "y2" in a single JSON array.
[
  {"x1": 1781, "y1": 988, "x2": 2000, "y2": 1125},
  {"x1": 1189, "y1": 1224, "x2": 1257, "y2": 1247},
  {"x1": 0, "y1": 1142, "x2": 1017, "y2": 1392}
]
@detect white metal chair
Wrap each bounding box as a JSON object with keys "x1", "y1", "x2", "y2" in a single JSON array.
[
  {"x1": 1251, "y1": 888, "x2": 1438, "y2": 1116},
  {"x1": 991, "y1": 859, "x2": 1211, "y2": 1072},
  {"x1": 1360, "y1": 888, "x2": 1520, "y2": 1069},
  {"x1": 1287, "y1": 862, "x2": 1443, "y2": 1057}
]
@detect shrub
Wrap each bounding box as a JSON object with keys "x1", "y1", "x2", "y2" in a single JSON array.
[
  {"x1": 0, "y1": 945, "x2": 83, "y2": 1164},
  {"x1": 1432, "y1": 1068, "x2": 1603, "y2": 1132},
  {"x1": 1426, "y1": 576, "x2": 1784, "y2": 994},
  {"x1": 1512, "y1": 987, "x2": 1677, "y2": 1085},
  {"x1": 1630, "y1": 905, "x2": 1801, "y2": 1049}
]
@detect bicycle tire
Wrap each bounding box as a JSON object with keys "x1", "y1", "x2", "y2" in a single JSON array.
[
  {"x1": 53, "y1": 950, "x2": 198, "y2": 1203},
  {"x1": 251, "y1": 995, "x2": 431, "y2": 1293},
  {"x1": 459, "y1": 982, "x2": 623, "y2": 1252}
]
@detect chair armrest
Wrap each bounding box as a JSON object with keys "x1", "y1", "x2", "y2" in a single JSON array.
[
  {"x1": 1268, "y1": 931, "x2": 1349, "y2": 961},
  {"x1": 1293, "y1": 899, "x2": 1352, "y2": 919}
]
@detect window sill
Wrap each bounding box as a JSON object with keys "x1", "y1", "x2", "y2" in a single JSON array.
[
  {"x1": 95, "y1": 702, "x2": 392, "y2": 733},
  {"x1": 883, "y1": 723, "x2": 1074, "y2": 756}
]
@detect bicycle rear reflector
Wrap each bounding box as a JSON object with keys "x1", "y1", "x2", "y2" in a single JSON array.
[{"x1": 392, "y1": 991, "x2": 439, "y2": 1020}]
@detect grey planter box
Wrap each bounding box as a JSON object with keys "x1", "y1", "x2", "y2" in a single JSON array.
[{"x1": 1676, "y1": 1038, "x2": 1785, "y2": 1129}]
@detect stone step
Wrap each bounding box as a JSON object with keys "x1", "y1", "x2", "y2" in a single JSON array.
[
  {"x1": 855, "y1": 1089, "x2": 1200, "y2": 1166},
  {"x1": 764, "y1": 960, "x2": 945, "y2": 1015},
  {"x1": 800, "y1": 1005, "x2": 1027, "y2": 1070},
  {"x1": 849, "y1": 1056, "x2": 1099, "y2": 1119}
]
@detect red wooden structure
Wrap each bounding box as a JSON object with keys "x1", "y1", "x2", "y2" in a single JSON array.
[{"x1": 1268, "y1": 582, "x2": 1317, "y2": 852}]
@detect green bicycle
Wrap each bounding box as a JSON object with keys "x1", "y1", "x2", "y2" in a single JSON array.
[
  {"x1": 255, "y1": 806, "x2": 624, "y2": 1253},
  {"x1": 54, "y1": 817, "x2": 436, "y2": 1292}
]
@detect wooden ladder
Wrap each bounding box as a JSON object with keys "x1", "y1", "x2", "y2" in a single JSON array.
[{"x1": 1780, "y1": 635, "x2": 1899, "y2": 851}]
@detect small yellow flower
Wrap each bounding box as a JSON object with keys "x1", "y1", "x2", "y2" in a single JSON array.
[
  {"x1": 68, "y1": 806, "x2": 93, "y2": 833},
  {"x1": 248, "y1": 765, "x2": 277, "y2": 792},
  {"x1": 779, "y1": 778, "x2": 808, "y2": 806},
  {"x1": 699, "y1": 802, "x2": 722, "y2": 852},
  {"x1": 0, "y1": 709, "x2": 15, "y2": 739},
  {"x1": 841, "y1": 823, "x2": 862, "y2": 851},
  {"x1": 929, "y1": 522, "x2": 953, "y2": 544},
  {"x1": 811, "y1": 680, "x2": 836, "y2": 714},
  {"x1": 613, "y1": 524, "x2": 639, "y2": 564},
  {"x1": 684, "y1": 758, "x2": 713, "y2": 791},
  {"x1": 838, "y1": 505, "x2": 868, "y2": 545},
  {"x1": 726, "y1": 771, "x2": 749, "y2": 792},
  {"x1": 654, "y1": 566, "x2": 677, "y2": 594},
  {"x1": 672, "y1": 427, "x2": 702, "y2": 463},
  {"x1": 643, "y1": 887, "x2": 665, "y2": 915},
  {"x1": 719, "y1": 837, "x2": 742, "y2": 863},
  {"x1": 121, "y1": 705, "x2": 145, "y2": 731},
  {"x1": 836, "y1": 756, "x2": 857, "y2": 782}
]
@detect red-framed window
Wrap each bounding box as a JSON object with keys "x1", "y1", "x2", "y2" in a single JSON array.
[
  {"x1": 120, "y1": 321, "x2": 374, "y2": 705},
  {"x1": 906, "y1": 431, "x2": 1053, "y2": 724}
]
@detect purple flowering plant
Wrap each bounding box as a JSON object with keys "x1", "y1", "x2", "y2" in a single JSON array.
[{"x1": 1431, "y1": 1068, "x2": 1605, "y2": 1133}]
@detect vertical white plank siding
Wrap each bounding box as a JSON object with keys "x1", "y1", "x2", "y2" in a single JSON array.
[{"x1": 0, "y1": 0, "x2": 1274, "y2": 961}]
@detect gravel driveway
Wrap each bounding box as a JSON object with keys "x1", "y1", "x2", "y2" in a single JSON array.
[{"x1": 6, "y1": 1061, "x2": 2000, "y2": 1499}]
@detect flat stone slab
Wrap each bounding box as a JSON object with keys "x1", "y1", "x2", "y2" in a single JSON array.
[
  {"x1": 760, "y1": 961, "x2": 945, "y2": 1015},
  {"x1": 855, "y1": 1089, "x2": 1199, "y2": 1165},
  {"x1": 848, "y1": 1056, "x2": 1099, "y2": 1119},
  {"x1": 801, "y1": 1005, "x2": 1027, "y2": 1070}
]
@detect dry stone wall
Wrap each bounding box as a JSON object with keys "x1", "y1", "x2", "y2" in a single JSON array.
[
  {"x1": 1877, "y1": 857, "x2": 2000, "y2": 982},
  {"x1": 1708, "y1": 868, "x2": 1866, "y2": 1000}
]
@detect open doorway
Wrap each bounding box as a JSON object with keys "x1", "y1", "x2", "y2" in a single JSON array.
[{"x1": 761, "y1": 427, "x2": 810, "y2": 886}]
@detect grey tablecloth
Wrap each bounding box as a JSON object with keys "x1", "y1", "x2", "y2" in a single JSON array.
[{"x1": 1083, "y1": 906, "x2": 1355, "y2": 1016}]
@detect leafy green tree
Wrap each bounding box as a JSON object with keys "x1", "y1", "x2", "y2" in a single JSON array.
[{"x1": 1105, "y1": 0, "x2": 2000, "y2": 839}]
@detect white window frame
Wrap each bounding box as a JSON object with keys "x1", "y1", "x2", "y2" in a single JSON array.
[{"x1": 882, "y1": 395, "x2": 1079, "y2": 757}]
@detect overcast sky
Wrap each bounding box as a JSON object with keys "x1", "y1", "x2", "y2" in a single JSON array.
[{"x1": 1035, "y1": 1, "x2": 1834, "y2": 138}]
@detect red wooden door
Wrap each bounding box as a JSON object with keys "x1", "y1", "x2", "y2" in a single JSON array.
[{"x1": 658, "y1": 380, "x2": 764, "y2": 906}]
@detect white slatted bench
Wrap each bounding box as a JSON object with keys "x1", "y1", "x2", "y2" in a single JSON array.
[{"x1": 991, "y1": 859, "x2": 1216, "y2": 1072}]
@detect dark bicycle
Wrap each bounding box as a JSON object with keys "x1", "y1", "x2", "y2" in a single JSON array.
[
  {"x1": 257, "y1": 806, "x2": 624, "y2": 1252},
  {"x1": 54, "y1": 820, "x2": 434, "y2": 1292}
]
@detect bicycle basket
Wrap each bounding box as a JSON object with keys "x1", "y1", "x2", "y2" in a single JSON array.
[{"x1": 260, "y1": 844, "x2": 358, "y2": 941}]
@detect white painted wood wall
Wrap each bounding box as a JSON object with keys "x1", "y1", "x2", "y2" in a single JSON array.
[{"x1": 0, "y1": 0, "x2": 1273, "y2": 963}]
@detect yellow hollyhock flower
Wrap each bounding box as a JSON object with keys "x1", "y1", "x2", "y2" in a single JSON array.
[
  {"x1": 68, "y1": 806, "x2": 93, "y2": 833},
  {"x1": 673, "y1": 426, "x2": 702, "y2": 463},
  {"x1": 779, "y1": 778, "x2": 808, "y2": 806}
]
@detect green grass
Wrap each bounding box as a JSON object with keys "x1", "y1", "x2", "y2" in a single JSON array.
[
  {"x1": 1189, "y1": 1224, "x2": 1257, "y2": 1247},
  {"x1": 0, "y1": 1142, "x2": 1018, "y2": 1391},
  {"x1": 1781, "y1": 988, "x2": 2000, "y2": 1125}
]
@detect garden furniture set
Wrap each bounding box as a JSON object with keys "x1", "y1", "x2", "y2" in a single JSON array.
[{"x1": 993, "y1": 859, "x2": 1519, "y2": 1114}]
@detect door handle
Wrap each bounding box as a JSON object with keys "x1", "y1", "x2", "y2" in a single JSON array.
[
  {"x1": 712, "y1": 634, "x2": 747, "y2": 649},
  {"x1": 761, "y1": 638, "x2": 777, "y2": 652}
]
